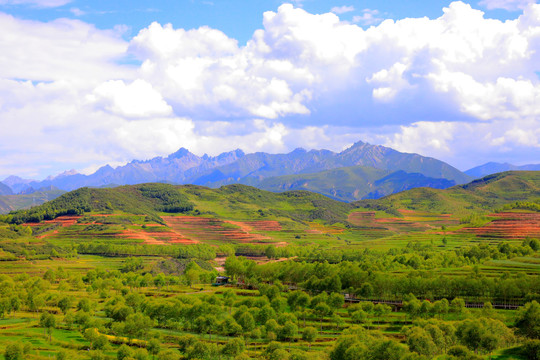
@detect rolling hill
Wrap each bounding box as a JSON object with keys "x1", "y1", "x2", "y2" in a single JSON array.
[
  {"x1": 2, "y1": 171, "x2": 540, "y2": 253},
  {"x1": 356, "y1": 171, "x2": 540, "y2": 216}
]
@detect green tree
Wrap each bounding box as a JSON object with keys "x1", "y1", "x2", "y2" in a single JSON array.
[
  {"x1": 222, "y1": 337, "x2": 245, "y2": 358},
  {"x1": 516, "y1": 301, "x2": 540, "y2": 339},
  {"x1": 4, "y1": 343, "x2": 24, "y2": 360},
  {"x1": 117, "y1": 344, "x2": 134, "y2": 360},
  {"x1": 39, "y1": 311, "x2": 56, "y2": 343},
  {"x1": 302, "y1": 326, "x2": 317, "y2": 350},
  {"x1": 148, "y1": 338, "x2": 161, "y2": 360}
]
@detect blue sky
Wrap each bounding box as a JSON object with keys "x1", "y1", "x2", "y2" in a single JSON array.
[{"x1": 0, "y1": 0, "x2": 539, "y2": 179}]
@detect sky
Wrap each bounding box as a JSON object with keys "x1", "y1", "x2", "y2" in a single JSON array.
[{"x1": 0, "y1": 0, "x2": 539, "y2": 180}]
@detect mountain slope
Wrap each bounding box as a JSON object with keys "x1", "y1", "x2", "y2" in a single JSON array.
[
  {"x1": 9, "y1": 183, "x2": 354, "y2": 225},
  {"x1": 257, "y1": 166, "x2": 455, "y2": 202},
  {"x1": 466, "y1": 162, "x2": 540, "y2": 178},
  {"x1": 356, "y1": 171, "x2": 540, "y2": 216},
  {"x1": 0, "y1": 187, "x2": 66, "y2": 214},
  {"x1": 193, "y1": 141, "x2": 470, "y2": 188},
  {"x1": 0, "y1": 182, "x2": 13, "y2": 196}
]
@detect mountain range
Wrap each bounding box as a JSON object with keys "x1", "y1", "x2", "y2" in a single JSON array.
[
  {"x1": 465, "y1": 162, "x2": 540, "y2": 178},
  {"x1": 1, "y1": 141, "x2": 472, "y2": 206}
]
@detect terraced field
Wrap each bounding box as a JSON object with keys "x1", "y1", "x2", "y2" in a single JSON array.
[
  {"x1": 460, "y1": 212, "x2": 540, "y2": 239},
  {"x1": 163, "y1": 216, "x2": 281, "y2": 245}
]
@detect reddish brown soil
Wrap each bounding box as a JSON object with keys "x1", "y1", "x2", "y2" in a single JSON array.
[
  {"x1": 460, "y1": 212, "x2": 540, "y2": 239},
  {"x1": 115, "y1": 226, "x2": 197, "y2": 245},
  {"x1": 25, "y1": 215, "x2": 81, "y2": 227},
  {"x1": 162, "y1": 216, "x2": 279, "y2": 244},
  {"x1": 348, "y1": 212, "x2": 430, "y2": 232}
]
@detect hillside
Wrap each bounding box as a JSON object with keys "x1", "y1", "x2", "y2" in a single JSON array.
[
  {"x1": 258, "y1": 166, "x2": 454, "y2": 202},
  {"x1": 2, "y1": 171, "x2": 540, "y2": 258},
  {"x1": 0, "y1": 187, "x2": 65, "y2": 214},
  {"x1": 356, "y1": 171, "x2": 540, "y2": 216},
  {"x1": 9, "y1": 183, "x2": 354, "y2": 226},
  {"x1": 0, "y1": 182, "x2": 12, "y2": 196}
]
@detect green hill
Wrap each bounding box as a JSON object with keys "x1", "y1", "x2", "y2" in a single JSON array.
[
  {"x1": 8, "y1": 183, "x2": 354, "y2": 225},
  {"x1": 356, "y1": 171, "x2": 540, "y2": 216}
]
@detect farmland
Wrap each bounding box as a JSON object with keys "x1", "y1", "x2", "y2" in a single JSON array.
[{"x1": 0, "y1": 171, "x2": 539, "y2": 359}]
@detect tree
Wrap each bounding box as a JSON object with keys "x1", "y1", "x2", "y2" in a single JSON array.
[
  {"x1": 451, "y1": 298, "x2": 467, "y2": 318},
  {"x1": 237, "y1": 312, "x2": 255, "y2": 333},
  {"x1": 373, "y1": 303, "x2": 391, "y2": 325},
  {"x1": 57, "y1": 296, "x2": 72, "y2": 315},
  {"x1": 222, "y1": 337, "x2": 245, "y2": 358},
  {"x1": 516, "y1": 301, "x2": 540, "y2": 339},
  {"x1": 279, "y1": 320, "x2": 298, "y2": 345},
  {"x1": 157, "y1": 349, "x2": 180, "y2": 360},
  {"x1": 123, "y1": 313, "x2": 155, "y2": 340},
  {"x1": 302, "y1": 326, "x2": 317, "y2": 350},
  {"x1": 314, "y1": 302, "x2": 331, "y2": 331},
  {"x1": 148, "y1": 338, "x2": 161, "y2": 360},
  {"x1": 117, "y1": 344, "x2": 134, "y2": 360},
  {"x1": 406, "y1": 327, "x2": 438, "y2": 356},
  {"x1": 4, "y1": 343, "x2": 24, "y2": 360},
  {"x1": 39, "y1": 311, "x2": 56, "y2": 343},
  {"x1": 184, "y1": 262, "x2": 201, "y2": 289}
]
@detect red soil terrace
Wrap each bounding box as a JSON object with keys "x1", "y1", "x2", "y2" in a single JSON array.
[{"x1": 460, "y1": 212, "x2": 540, "y2": 239}]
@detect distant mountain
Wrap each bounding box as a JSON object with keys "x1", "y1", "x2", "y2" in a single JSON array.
[
  {"x1": 3, "y1": 141, "x2": 471, "y2": 200},
  {"x1": 0, "y1": 187, "x2": 66, "y2": 214},
  {"x1": 0, "y1": 182, "x2": 13, "y2": 196},
  {"x1": 466, "y1": 162, "x2": 540, "y2": 178},
  {"x1": 192, "y1": 141, "x2": 471, "y2": 188},
  {"x1": 257, "y1": 166, "x2": 455, "y2": 202},
  {"x1": 2, "y1": 175, "x2": 34, "y2": 194}
]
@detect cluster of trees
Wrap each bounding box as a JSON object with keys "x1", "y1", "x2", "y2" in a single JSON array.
[
  {"x1": 2, "y1": 257, "x2": 540, "y2": 360},
  {"x1": 139, "y1": 184, "x2": 194, "y2": 213},
  {"x1": 224, "y1": 254, "x2": 540, "y2": 304},
  {"x1": 76, "y1": 243, "x2": 216, "y2": 260}
]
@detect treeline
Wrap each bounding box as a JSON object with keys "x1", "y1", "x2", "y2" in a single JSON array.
[
  {"x1": 497, "y1": 200, "x2": 540, "y2": 213},
  {"x1": 76, "y1": 243, "x2": 216, "y2": 261},
  {"x1": 9, "y1": 187, "x2": 93, "y2": 224}
]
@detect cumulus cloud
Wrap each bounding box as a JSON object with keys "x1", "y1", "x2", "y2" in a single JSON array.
[
  {"x1": 90, "y1": 79, "x2": 173, "y2": 118},
  {"x1": 2, "y1": 2, "x2": 540, "y2": 179}
]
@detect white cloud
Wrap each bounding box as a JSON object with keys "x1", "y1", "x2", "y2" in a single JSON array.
[
  {"x1": 0, "y1": 0, "x2": 71, "y2": 8},
  {"x1": 331, "y1": 5, "x2": 354, "y2": 15},
  {"x1": 90, "y1": 79, "x2": 173, "y2": 118},
  {"x1": 0, "y1": 13, "x2": 129, "y2": 82},
  {"x1": 479, "y1": 0, "x2": 535, "y2": 11},
  {"x1": 352, "y1": 9, "x2": 383, "y2": 25},
  {"x1": 2, "y1": 2, "x2": 540, "y2": 178},
  {"x1": 69, "y1": 7, "x2": 85, "y2": 16}
]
